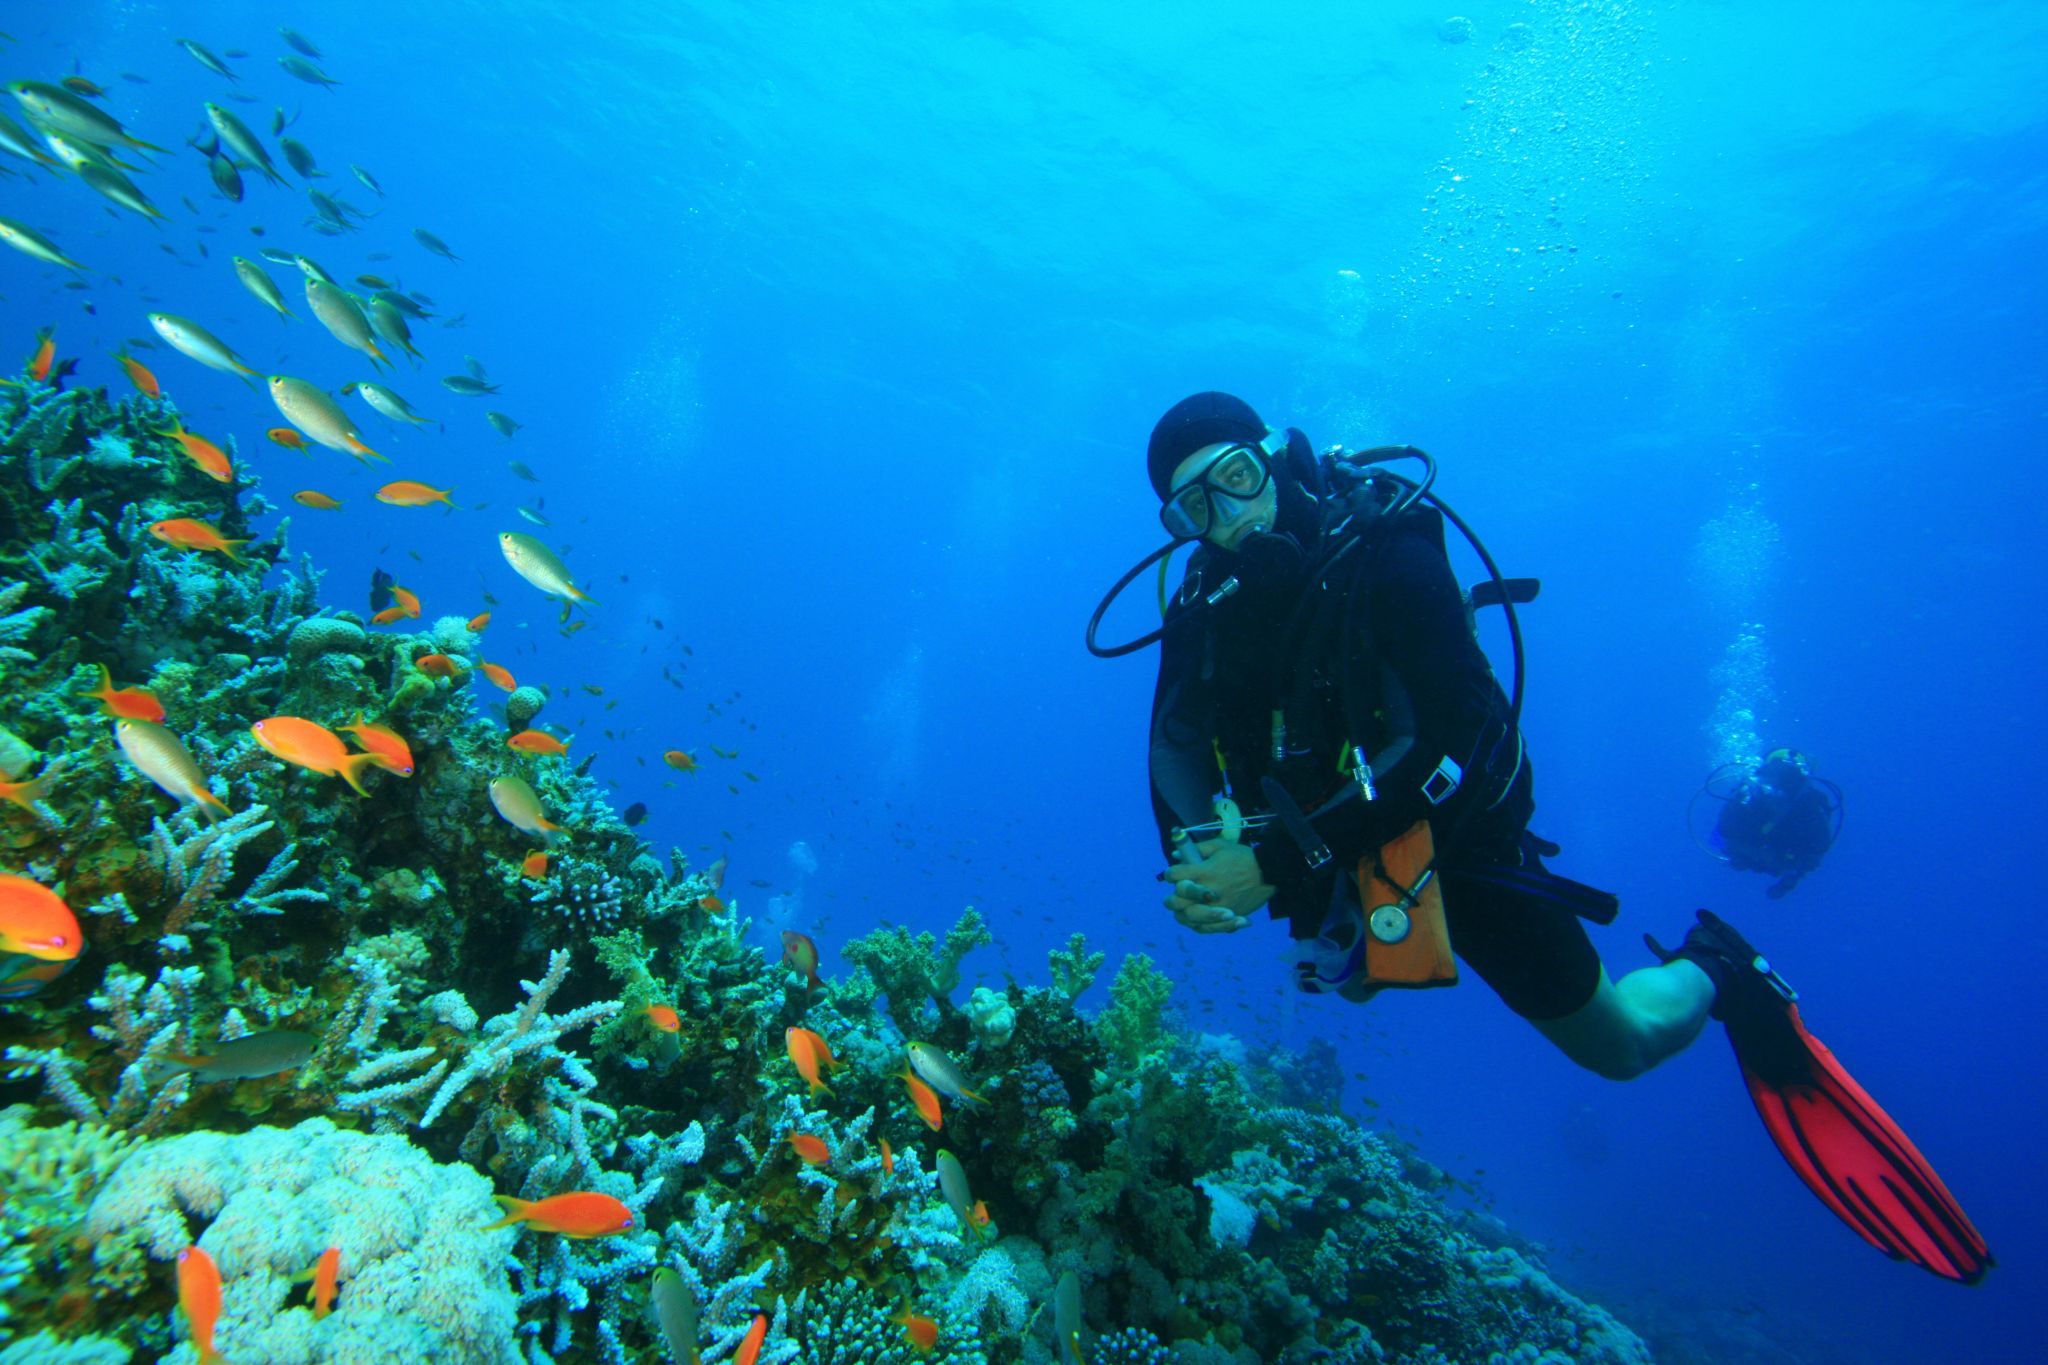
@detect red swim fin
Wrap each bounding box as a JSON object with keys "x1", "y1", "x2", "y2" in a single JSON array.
[
  {"x1": 1735, "y1": 1001, "x2": 1991, "y2": 1283},
  {"x1": 1652, "y1": 910, "x2": 1992, "y2": 1284}
]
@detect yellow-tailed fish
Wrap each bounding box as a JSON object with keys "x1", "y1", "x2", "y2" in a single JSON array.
[
  {"x1": 268, "y1": 374, "x2": 382, "y2": 461},
  {"x1": 233, "y1": 256, "x2": 294, "y2": 319},
  {"x1": 8, "y1": 80, "x2": 166, "y2": 152},
  {"x1": 115, "y1": 718, "x2": 229, "y2": 816},
  {"x1": 488, "y1": 775, "x2": 564, "y2": 845},
  {"x1": 149, "y1": 313, "x2": 258, "y2": 377},
  {"x1": 305, "y1": 278, "x2": 387, "y2": 367},
  {"x1": 204, "y1": 102, "x2": 283, "y2": 184},
  {"x1": 0, "y1": 216, "x2": 85, "y2": 272},
  {"x1": 76, "y1": 160, "x2": 163, "y2": 221},
  {"x1": 366, "y1": 295, "x2": 425, "y2": 364},
  {"x1": 0, "y1": 112, "x2": 62, "y2": 169},
  {"x1": 499, "y1": 531, "x2": 598, "y2": 606},
  {"x1": 935, "y1": 1150, "x2": 983, "y2": 1237},
  {"x1": 906, "y1": 1041, "x2": 988, "y2": 1107},
  {"x1": 344, "y1": 381, "x2": 433, "y2": 426},
  {"x1": 649, "y1": 1267, "x2": 701, "y2": 1365},
  {"x1": 1054, "y1": 1272, "x2": 1086, "y2": 1364}
]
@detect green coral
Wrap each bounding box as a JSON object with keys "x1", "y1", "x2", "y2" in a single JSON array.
[
  {"x1": 0, "y1": 1108, "x2": 140, "y2": 1347},
  {"x1": 839, "y1": 906, "x2": 992, "y2": 1032},
  {"x1": 1048, "y1": 931, "x2": 1106, "y2": 1002},
  {"x1": 1098, "y1": 952, "x2": 1174, "y2": 1069}
]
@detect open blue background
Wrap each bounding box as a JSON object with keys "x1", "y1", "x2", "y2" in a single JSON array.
[{"x1": 5, "y1": 2, "x2": 2043, "y2": 1360}]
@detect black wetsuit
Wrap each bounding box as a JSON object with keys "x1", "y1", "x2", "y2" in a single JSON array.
[
  {"x1": 1149, "y1": 498, "x2": 1604, "y2": 1020},
  {"x1": 1714, "y1": 762, "x2": 1835, "y2": 899}
]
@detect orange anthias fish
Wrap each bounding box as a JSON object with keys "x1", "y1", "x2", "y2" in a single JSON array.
[
  {"x1": 520, "y1": 849, "x2": 550, "y2": 879},
  {"x1": 0, "y1": 770, "x2": 53, "y2": 814},
  {"x1": 467, "y1": 611, "x2": 491, "y2": 632},
  {"x1": 250, "y1": 716, "x2": 385, "y2": 796},
  {"x1": 971, "y1": 1199, "x2": 993, "y2": 1231},
  {"x1": 663, "y1": 750, "x2": 697, "y2": 773},
  {"x1": 176, "y1": 1245, "x2": 226, "y2": 1364},
  {"x1": 342, "y1": 713, "x2": 415, "y2": 777},
  {"x1": 788, "y1": 1133, "x2": 832, "y2": 1166},
  {"x1": 0, "y1": 874, "x2": 84, "y2": 961},
  {"x1": 479, "y1": 662, "x2": 516, "y2": 691},
  {"x1": 269, "y1": 427, "x2": 309, "y2": 452},
  {"x1": 735, "y1": 1315, "x2": 768, "y2": 1365},
  {"x1": 781, "y1": 930, "x2": 822, "y2": 995},
  {"x1": 785, "y1": 1026, "x2": 840, "y2": 1097},
  {"x1": 299, "y1": 1246, "x2": 341, "y2": 1319},
  {"x1": 892, "y1": 1307, "x2": 940, "y2": 1357},
  {"x1": 696, "y1": 893, "x2": 725, "y2": 914},
  {"x1": 898, "y1": 1064, "x2": 944, "y2": 1132},
  {"x1": 370, "y1": 606, "x2": 411, "y2": 626},
  {"x1": 82, "y1": 663, "x2": 164, "y2": 721},
  {"x1": 879, "y1": 1137, "x2": 894, "y2": 1177},
  {"x1": 645, "y1": 1004, "x2": 681, "y2": 1032},
  {"x1": 149, "y1": 518, "x2": 248, "y2": 563},
  {"x1": 293, "y1": 490, "x2": 342, "y2": 510},
  {"x1": 375, "y1": 480, "x2": 453, "y2": 507},
  {"x1": 157, "y1": 419, "x2": 235, "y2": 483},
  {"x1": 390, "y1": 586, "x2": 422, "y2": 617},
  {"x1": 508, "y1": 730, "x2": 570, "y2": 756},
  {"x1": 413, "y1": 653, "x2": 466, "y2": 678},
  {"x1": 28, "y1": 328, "x2": 56, "y2": 382},
  {"x1": 482, "y1": 1192, "x2": 635, "y2": 1240},
  {"x1": 115, "y1": 350, "x2": 161, "y2": 397}
]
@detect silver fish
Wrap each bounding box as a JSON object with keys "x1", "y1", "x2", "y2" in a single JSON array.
[
  {"x1": 176, "y1": 38, "x2": 238, "y2": 81},
  {"x1": 8, "y1": 80, "x2": 164, "y2": 152},
  {"x1": 305, "y1": 278, "x2": 386, "y2": 365},
  {"x1": 268, "y1": 374, "x2": 381, "y2": 460},
  {"x1": 500, "y1": 532, "x2": 596, "y2": 605},
  {"x1": 205, "y1": 102, "x2": 282, "y2": 183},
  {"x1": 374, "y1": 288, "x2": 430, "y2": 319},
  {"x1": 280, "y1": 27, "x2": 323, "y2": 59},
  {"x1": 279, "y1": 56, "x2": 340, "y2": 89},
  {"x1": 279, "y1": 135, "x2": 321, "y2": 178},
  {"x1": 440, "y1": 374, "x2": 498, "y2": 396},
  {"x1": 293, "y1": 253, "x2": 338, "y2": 285},
  {"x1": 907, "y1": 1041, "x2": 986, "y2": 1105},
  {"x1": 0, "y1": 111, "x2": 59, "y2": 168},
  {"x1": 115, "y1": 719, "x2": 228, "y2": 814},
  {"x1": 413, "y1": 227, "x2": 458, "y2": 261},
  {"x1": 148, "y1": 312, "x2": 258, "y2": 376},
  {"x1": 488, "y1": 412, "x2": 522, "y2": 440},
  {"x1": 366, "y1": 295, "x2": 422, "y2": 363},
  {"x1": 648, "y1": 1268, "x2": 699, "y2": 1365},
  {"x1": 77, "y1": 161, "x2": 163, "y2": 221},
  {"x1": 206, "y1": 147, "x2": 243, "y2": 201},
  {"x1": 345, "y1": 381, "x2": 433, "y2": 427},
  {"x1": 233, "y1": 256, "x2": 293, "y2": 319},
  {"x1": 350, "y1": 162, "x2": 384, "y2": 197},
  {"x1": 0, "y1": 215, "x2": 86, "y2": 271}
]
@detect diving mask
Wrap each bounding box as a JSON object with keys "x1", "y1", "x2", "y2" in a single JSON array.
[{"x1": 1159, "y1": 433, "x2": 1286, "y2": 542}]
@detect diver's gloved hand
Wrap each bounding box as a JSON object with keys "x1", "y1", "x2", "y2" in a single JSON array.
[{"x1": 1160, "y1": 840, "x2": 1272, "y2": 934}]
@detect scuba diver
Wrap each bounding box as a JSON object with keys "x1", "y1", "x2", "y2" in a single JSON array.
[
  {"x1": 1087, "y1": 392, "x2": 1989, "y2": 1283},
  {"x1": 1696, "y1": 748, "x2": 1842, "y2": 899}
]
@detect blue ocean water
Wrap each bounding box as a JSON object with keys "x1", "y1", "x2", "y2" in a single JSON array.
[{"x1": 4, "y1": 1, "x2": 2042, "y2": 1360}]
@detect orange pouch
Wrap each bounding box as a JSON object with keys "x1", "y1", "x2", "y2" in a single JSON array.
[{"x1": 1360, "y1": 820, "x2": 1458, "y2": 988}]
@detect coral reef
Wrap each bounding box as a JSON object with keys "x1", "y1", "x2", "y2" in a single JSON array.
[{"x1": 0, "y1": 386, "x2": 1654, "y2": 1365}]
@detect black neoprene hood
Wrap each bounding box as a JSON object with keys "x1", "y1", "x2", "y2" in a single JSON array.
[{"x1": 1146, "y1": 391, "x2": 1267, "y2": 499}]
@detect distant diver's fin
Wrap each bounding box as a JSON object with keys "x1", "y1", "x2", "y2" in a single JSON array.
[
  {"x1": 1469, "y1": 576, "x2": 1540, "y2": 611},
  {"x1": 1648, "y1": 910, "x2": 1992, "y2": 1284}
]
